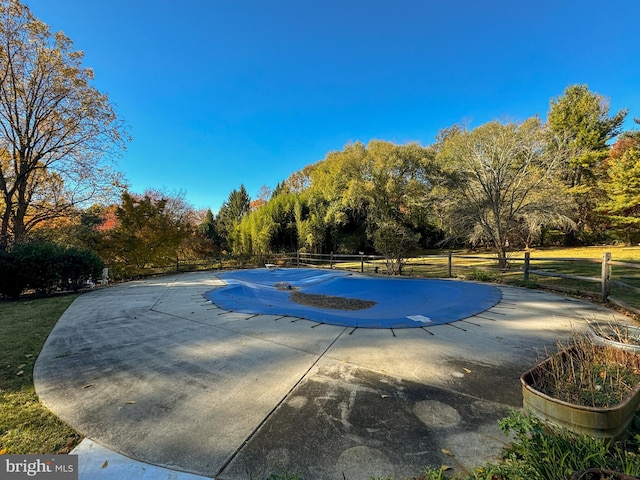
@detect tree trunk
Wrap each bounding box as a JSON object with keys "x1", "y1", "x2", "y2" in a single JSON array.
[
  {"x1": 497, "y1": 247, "x2": 508, "y2": 269},
  {"x1": 0, "y1": 207, "x2": 10, "y2": 251},
  {"x1": 539, "y1": 227, "x2": 547, "y2": 247},
  {"x1": 12, "y1": 179, "x2": 30, "y2": 246}
]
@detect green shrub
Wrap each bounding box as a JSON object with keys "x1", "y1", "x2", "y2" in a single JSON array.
[
  {"x1": 11, "y1": 242, "x2": 63, "y2": 295},
  {"x1": 58, "y1": 247, "x2": 104, "y2": 292},
  {"x1": 506, "y1": 278, "x2": 538, "y2": 289},
  {"x1": 0, "y1": 242, "x2": 105, "y2": 298},
  {"x1": 265, "y1": 474, "x2": 304, "y2": 480},
  {"x1": 0, "y1": 249, "x2": 26, "y2": 298},
  {"x1": 419, "y1": 411, "x2": 640, "y2": 480},
  {"x1": 497, "y1": 410, "x2": 640, "y2": 480},
  {"x1": 464, "y1": 270, "x2": 497, "y2": 282}
]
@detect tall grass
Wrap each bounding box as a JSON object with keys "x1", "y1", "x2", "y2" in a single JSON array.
[{"x1": 533, "y1": 336, "x2": 640, "y2": 408}]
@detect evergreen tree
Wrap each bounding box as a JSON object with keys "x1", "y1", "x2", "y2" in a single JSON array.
[
  {"x1": 599, "y1": 124, "x2": 640, "y2": 242},
  {"x1": 547, "y1": 84, "x2": 627, "y2": 243},
  {"x1": 217, "y1": 185, "x2": 251, "y2": 251}
]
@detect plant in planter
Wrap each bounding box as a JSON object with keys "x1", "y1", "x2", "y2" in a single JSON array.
[
  {"x1": 589, "y1": 321, "x2": 640, "y2": 354},
  {"x1": 521, "y1": 336, "x2": 640, "y2": 440}
]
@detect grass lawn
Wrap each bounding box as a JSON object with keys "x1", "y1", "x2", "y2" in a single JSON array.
[
  {"x1": 522, "y1": 245, "x2": 640, "y2": 260},
  {"x1": 506, "y1": 246, "x2": 640, "y2": 311},
  {"x1": 0, "y1": 295, "x2": 82, "y2": 454}
]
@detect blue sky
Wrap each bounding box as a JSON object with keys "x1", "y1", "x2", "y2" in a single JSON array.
[{"x1": 25, "y1": 1, "x2": 640, "y2": 213}]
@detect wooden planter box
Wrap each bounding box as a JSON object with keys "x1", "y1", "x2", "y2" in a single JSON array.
[
  {"x1": 521, "y1": 347, "x2": 640, "y2": 440},
  {"x1": 589, "y1": 321, "x2": 640, "y2": 354}
]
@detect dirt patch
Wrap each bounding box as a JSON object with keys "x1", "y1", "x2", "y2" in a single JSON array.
[
  {"x1": 290, "y1": 291, "x2": 376, "y2": 310},
  {"x1": 275, "y1": 282, "x2": 298, "y2": 291}
]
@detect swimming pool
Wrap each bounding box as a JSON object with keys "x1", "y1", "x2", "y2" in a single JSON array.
[{"x1": 205, "y1": 268, "x2": 502, "y2": 329}]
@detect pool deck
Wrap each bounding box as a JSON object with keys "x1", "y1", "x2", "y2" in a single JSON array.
[{"x1": 34, "y1": 270, "x2": 631, "y2": 480}]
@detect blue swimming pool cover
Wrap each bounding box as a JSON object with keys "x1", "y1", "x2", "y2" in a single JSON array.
[{"x1": 205, "y1": 268, "x2": 502, "y2": 329}]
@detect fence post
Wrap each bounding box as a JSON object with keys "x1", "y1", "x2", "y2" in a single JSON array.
[
  {"x1": 218, "y1": 255, "x2": 222, "y2": 270},
  {"x1": 523, "y1": 251, "x2": 530, "y2": 281},
  {"x1": 297, "y1": 251, "x2": 300, "y2": 267},
  {"x1": 601, "y1": 252, "x2": 611, "y2": 300},
  {"x1": 360, "y1": 252, "x2": 364, "y2": 273},
  {"x1": 447, "y1": 251, "x2": 452, "y2": 278},
  {"x1": 176, "y1": 257, "x2": 180, "y2": 273},
  {"x1": 330, "y1": 252, "x2": 334, "y2": 269}
]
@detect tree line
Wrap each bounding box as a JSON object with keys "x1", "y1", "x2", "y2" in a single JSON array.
[
  {"x1": 0, "y1": 1, "x2": 638, "y2": 280},
  {"x1": 215, "y1": 85, "x2": 637, "y2": 271}
]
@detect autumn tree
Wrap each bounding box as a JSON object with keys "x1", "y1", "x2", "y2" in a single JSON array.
[
  {"x1": 0, "y1": 0, "x2": 127, "y2": 250},
  {"x1": 100, "y1": 191, "x2": 191, "y2": 273},
  {"x1": 436, "y1": 118, "x2": 574, "y2": 266},
  {"x1": 282, "y1": 167, "x2": 312, "y2": 194},
  {"x1": 249, "y1": 185, "x2": 271, "y2": 211},
  {"x1": 25, "y1": 203, "x2": 105, "y2": 250},
  {"x1": 167, "y1": 208, "x2": 219, "y2": 259}
]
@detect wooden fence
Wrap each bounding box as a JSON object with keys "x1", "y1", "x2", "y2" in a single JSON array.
[{"x1": 607, "y1": 258, "x2": 640, "y2": 315}]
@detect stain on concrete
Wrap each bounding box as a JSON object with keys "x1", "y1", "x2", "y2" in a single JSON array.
[{"x1": 219, "y1": 363, "x2": 512, "y2": 480}]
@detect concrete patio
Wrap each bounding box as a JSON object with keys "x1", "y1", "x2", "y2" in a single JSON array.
[{"x1": 33, "y1": 270, "x2": 630, "y2": 479}]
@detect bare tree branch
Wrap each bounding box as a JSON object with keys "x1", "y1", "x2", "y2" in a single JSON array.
[{"x1": 0, "y1": 0, "x2": 129, "y2": 248}]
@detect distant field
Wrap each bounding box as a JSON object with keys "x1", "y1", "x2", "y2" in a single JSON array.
[
  {"x1": 411, "y1": 245, "x2": 640, "y2": 261},
  {"x1": 509, "y1": 245, "x2": 640, "y2": 262},
  {"x1": 514, "y1": 246, "x2": 640, "y2": 314}
]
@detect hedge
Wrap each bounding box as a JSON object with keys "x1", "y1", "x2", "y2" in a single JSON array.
[{"x1": 0, "y1": 242, "x2": 104, "y2": 298}]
